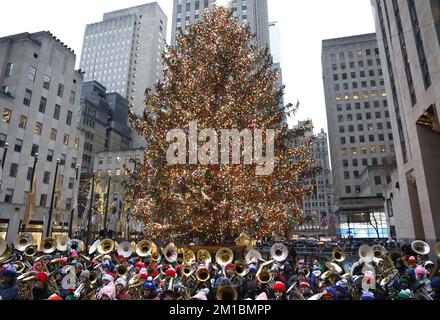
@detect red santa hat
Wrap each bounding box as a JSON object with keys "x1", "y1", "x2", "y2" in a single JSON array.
[
  {"x1": 225, "y1": 263, "x2": 235, "y2": 271},
  {"x1": 36, "y1": 272, "x2": 48, "y2": 284},
  {"x1": 273, "y1": 281, "x2": 286, "y2": 293},
  {"x1": 166, "y1": 268, "x2": 177, "y2": 279}
]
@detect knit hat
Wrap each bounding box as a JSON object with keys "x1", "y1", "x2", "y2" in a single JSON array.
[
  {"x1": 322, "y1": 288, "x2": 335, "y2": 299},
  {"x1": 102, "y1": 274, "x2": 114, "y2": 283},
  {"x1": 225, "y1": 263, "x2": 234, "y2": 271},
  {"x1": 135, "y1": 262, "x2": 144, "y2": 269},
  {"x1": 399, "y1": 277, "x2": 410, "y2": 284},
  {"x1": 255, "y1": 292, "x2": 268, "y2": 300},
  {"x1": 397, "y1": 289, "x2": 413, "y2": 300},
  {"x1": 36, "y1": 272, "x2": 49, "y2": 284},
  {"x1": 299, "y1": 281, "x2": 311, "y2": 288},
  {"x1": 103, "y1": 255, "x2": 112, "y2": 261},
  {"x1": 75, "y1": 262, "x2": 84, "y2": 269},
  {"x1": 100, "y1": 284, "x2": 116, "y2": 300},
  {"x1": 176, "y1": 265, "x2": 183, "y2": 272},
  {"x1": 80, "y1": 270, "x2": 90, "y2": 279},
  {"x1": 415, "y1": 267, "x2": 425, "y2": 276},
  {"x1": 273, "y1": 281, "x2": 286, "y2": 293},
  {"x1": 2, "y1": 268, "x2": 17, "y2": 278},
  {"x1": 143, "y1": 279, "x2": 157, "y2": 291},
  {"x1": 361, "y1": 291, "x2": 375, "y2": 301},
  {"x1": 116, "y1": 277, "x2": 127, "y2": 288},
  {"x1": 48, "y1": 294, "x2": 63, "y2": 301},
  {"x1": 165, "y1": 268, "x2": 176, "y2": 279},
  {"x1": 102, "y1": 262, "x2": 111, "y2": 269},
  {"x1": 431, "y1": 278, "x2": 440, "y2": 289},
  {"x1": 70, "y1": 251, "x2": 78, "y2": 258},
  {"x1": 424, "y1": 261, "x2": 435, "y2": 268},
  {"x1": 44, "y1": 255, "x2": 53, "y2": 260},
  {"x1": 59, "y1": 258, "x2": 68, "y2": 265},
  {"x1": 408, "y1": 256, "x2": 416, "y2": 264},
  {"x1": 248, "y1": 265, "x2": 257, "y2": 273}
]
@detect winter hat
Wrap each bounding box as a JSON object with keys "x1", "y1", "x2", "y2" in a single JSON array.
[
  {"x1": 102, "y1": 274, "x2": 115, "y2": 283},
  {"x1": 299, "y1": 281, "x2": 311, "y2": 288},
  {"x1": 424, "y1": 261, "x2": 435, "y2": 268},
  {"x1": 176, "y1": 265, "x2": 184, "y2": 272},
  {"x1": 335, "y1": 280, "x2": 348, "y2": 294},
  {"x1": 415, "y1": 267, "x2": 425, "y2": 276},
  {"x1": 36, "y1": 272, "x2": 49, "y2": 284},
  {"x1": 430, "y1": 278, "x2": 440, "y2": 289},
  {"x1": 80, "y1": 270, "x2": 90, "y2": 279},
  {"x1": 397, "y1": 289, "x2": 413, "y2": 300},
  {"x1": 100, "y1": 284, "x2": 116, "y2": 300},
  {"x1": 70, "y1": 251, "x2": 78, "y2": 258},
  {"x1": 190, "y1": 290, "x2": 208, "y2": 301},
  {"x1": 408, "y1": 256, "x2": 416, "y2": 264},
  {"x1": 48, "y1": 294, "x2": 63, "y2": 301},
  {"x1": 273, "y1": 281, "x2": 286, "y2": 293},
  {"x1": 44, "y1": 255, "x2": 53, "y2": 260},
  {"x1": 103, "y1": 255, "x2": 112, "y2": 261},
  {"x1": 116, "y1": 278, "x2": 127, "y2": 288},
  {"x1": 165, "y1": 268, "x2": 176, "y2": 279},
  {"x1": 215, "y1": 277, "x2": 232, "y2": 288},
  {"x1": 135, "y1": 262, "x2": 144, "y2": 269},
  {"x1": 2, "y1": 267, "x2": 17, "y2": 278},
  {"x1": 248, "y1": 265, "x2": 257, "y2": 273},
  {"x1": 143, "y1": 279, "x2": 157, "y2": 291},
  {"x1": 75, "y1": 262, "x2": 84, "y2": 269},
  {"x1": 361, "y1": 291, "x2": 375, "y2": 301},
  {"x1": 399, "y1": 277, "x2": 410, "y2": 285},
  {"x1": 102, "y1": 262, "x2": 111, "y2": 269},
  {"x1": 225, "y1": 263, "x2": 234, "y2": 271},
  {"x1": 322, "y1": 287, "x2": 335, "y2": 299},
  {"x1": 250, "y1": 257, "x2": 258, "y2": 265},
  {"x1": 255, "y1": 292, "x2": 268, "y2": 300}
]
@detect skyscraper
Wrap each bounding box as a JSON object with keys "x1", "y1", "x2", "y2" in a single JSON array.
[
  {"x1": 79, "y1": 3, "x2": 168, "y2": 116},
  {"x1": 322, "y1": 33, "x2": 396, "y2": 239},
  {"x1": 371, "y1": 0, "x2": 440, "y2": 245},
  {"x1": 171, "y1": 0, "x2": 269, "y2": 49}
]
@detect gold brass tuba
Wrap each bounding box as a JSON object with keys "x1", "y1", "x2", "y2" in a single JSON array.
[
  {"x1": 14, "y1": 233, "x2": 35, "y2": 252},
  {"x1": 117, "y1": 241, "x2": 133, "y2": 258},
  {"x1": 152, "y1": 252, "x2": 161, "y2": 263},
  {"x1": 196, "y1": 265, "x2": 210, "y2": 282},
  {"x1": 24, "y1": 245, "x2": 38, "y2": 257},
  {"x1": 215, "y1": 248, "x2": 234, "y2": 267},
  {"x1": 98, "y1": 239, "x2": 115, "y2": 255},
  {"x1": 40, "y1": 237, "x2": 57, "y2": 254},
  {"x1": 332, "y1": 248, "x2": 346, "y2": 263},
  {"x1": 136, "y1": 240, "x2": 153, "y2": 257},
  {"x1": 197, "y1": 249, "x2": 212, "y2": 265},
  {"x1": 116, "y1": 265, "x2": 128, "y2": 277},
  {"x1": 13, "y1": 261, "x2": 27, "y2": 273},
  {"x1": 372, "y1": 245, "x2": 387, "y2": 258},
  {"x1": 257, "y1": 270, "x2": 272, "y2": 284},
  {"x1": 183, "y1": 264, "x2": 195, "y2": 278},
  {"x1": 183, "y1": 249, "x2": 196, "y2": 265},
  {"x1": 270, "y1": 243, "x2": 288, "y2": 262},
  {"x1": 411, "y1": 240, "x2": 430, "y2": 256},
  {"x1": 234, "y1": 261, "x2": 248, "y2": 277},
  {"x1": 245, "y1": 249, "x2": 263, "y2": 265},
  {"x1": 57, "y1": 235, "x2": 70, "y2": 252}
]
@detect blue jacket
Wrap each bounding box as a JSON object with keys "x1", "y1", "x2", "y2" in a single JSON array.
[{"x1": 0, "y1": 282, "x2": 19, "y2": 300}]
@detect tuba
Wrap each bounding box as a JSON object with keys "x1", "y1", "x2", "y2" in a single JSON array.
[
  {"x1": 234, "y1": 261, "x2": 248, "y2": 277},
  {"x1": 183, "y1": 249, "x2": 196, "y2": 265},
  {"x1": 98, "y1": 239, "x2": 115, "y2": 255},
  {"x1": 411, "y1": 240, "x2": 430, "y2": 256},
  {"x1": 183, "y1": 264, "x2": 195, "y2": 278},
  {"x1": 151, "y1": 252, "x2": 161, "y2": 264},
  {"x1": 196, "y1": 265, "x2": 210, "y2": 282},
  {"x1": 257, "y1": 270, "x2": 272, "y2": 284},
  {"x1": 117, "y1": 241, "x2": 133, "y2": 258},
  {"x1": 270, "y1": 243, "x2": 288, "y2": 262},
  {"x1": 13, "y1": 261, "x2": 27, "y2": 273},
  {"x1": 57, "y1": 235, "x2": 70, "y2": 252},
  {"x1": 136, "y1": 240, "x2": 153, "y2": 257},
  {"x1": 40, "y1": 237, "x2": 57, "y2": 254},
  {"x1": 164, "y1": 244, "x2": 178, "y2": 263},
  {"x1": 372, "y1": 245, "x2": 387, "y2": 258},
  {"x1": 68, "y1": 239, "x2": 84, "y2": 253},
  {"x1": 359, "y1": 245, "x2": 374, "y2": 264},
  {"x1": 197, "y1": 249, "x2": 212, "y2": 265},
  {"x1": 14, "y1": 233, "x2": 35, "y2": 252},
  {"x1": 24, "y1": 244, "x2": 38, "y2": 257},
  {"x1": 116, "y1": 265, "x2": 128, "y2": 277},
  {"x1": 332, "y1": 248, "x2": 346, "y2": 263},
  {"x1": 215, "y1": 248, "x2": 234, "y2": 267},
  {"x1": 89, "y1": 240, "x2": 101, "y2": 255},
  {"x1": 245, "y1": 249, "x2": 263, "y2": 265}
]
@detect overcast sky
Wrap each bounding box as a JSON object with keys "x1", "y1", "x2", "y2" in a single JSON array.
[{"x1": 0, "y1": 0, "x2": 376, "y2": 134}]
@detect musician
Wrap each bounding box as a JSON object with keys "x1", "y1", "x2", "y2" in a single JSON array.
[
  {"x1": 115, "y1": 277, "x2": 131, "y2": 300},
  {"x1": 53, "y1": 270, "x2": 68, "y2": 299},
  {"x1": 96, "y1": 274, "x2": 116, "y2": 300},
  {"x1": 431, "y1": 277, "x2": 440, "y2": 300},
  {"x1": 32, "y1": 272, "x2": 53, "y2": 300},
  {"x1": 334, "y1": 280, "x2": 349, "y2": 300},
  {"x1": 162, "y1": 268, "x2": 178, "y2": 292},
  {"x1": 143, "y1": 277, "x2": 160, "y2": 300},
  {"x1": 415, "y1": 267, "x2": 431, "y2": 292},
  {"x1": 298, "y1": 281, "x2": 313, "y2": 299},
  {"x1": 281, "y1": 262, "x2": 294, "y2": 282},
  {"x1": 273, "y1": 281, "x2": 286, "y2": 300},
  {"x1": 75, "y1": 270, "x2": 95, "y2": 300},
  {"x1": 0, "y1": 268, "x2": 19, "y2": 300},
  {"x1": 242, "y1": 265, "x2": 258, "y2": 300},
  {"x1": 424, "y1": 261, "x2": 436, "y2": 278},
  {"x1": 43, "y1": 255, "x2": 55, "y2": 273}
]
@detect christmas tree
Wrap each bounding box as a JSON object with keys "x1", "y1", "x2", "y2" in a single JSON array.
[{"x1": 128, "y1": 6, "x2": 320, "y2": 245}]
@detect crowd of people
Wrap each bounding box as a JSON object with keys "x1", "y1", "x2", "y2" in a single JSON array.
[{"x1": 0, "y1": 235, "x2": 439, "y2": 301}]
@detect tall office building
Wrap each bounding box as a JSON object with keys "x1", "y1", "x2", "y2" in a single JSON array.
[
  {"x1": 0, "y1": 32, "x2": 84, "y2": 244},
  {"x1": 290, "y1": 122, "x2": 335, "y2": 238},
  {"x1": 322, "y1": 33, "x2": 396, "y2": 239},
  {"x1": 171, "y1": 0, "x2": 269, "y2": 49},
  {"x1": 79, "y1": 81, "x2": 131, "y2": 176},
  {"x1": 371, "y1": 0, "x2": 440, "y2": 245},
  {"x1": 79, "y1": 3, "x2": 168, "y2": 116}
]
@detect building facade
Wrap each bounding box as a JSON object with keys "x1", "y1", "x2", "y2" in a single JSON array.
[
  {"x1": 79, "y1": 3, "x2": 168, "y2": 117},
  {"x1": 0, "y1": 32, "x2": 84, "y2": 244},
  {"x1": 79, "y1": 81, "x2": 131, "y2": 176},
  {"x1": 322, "y1": 33, "x2": 397, "y2": 239},
  {"x1": 290, "y1": 122, "x2": 336, "y2": 238},
  {"x1": 171, "y1": 0, "x2": 269, "y2": 48},
  {"x1": 371, "y1": 0, "x2": 440, "y2": 246}
]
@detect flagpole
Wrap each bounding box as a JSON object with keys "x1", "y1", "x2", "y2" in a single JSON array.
[
  {"x1": 85, "y1": 171, "x2": 95, "y2": 249},
  {"x1": 68, "y1": 165, "x2": 80, "y2": 238},
  {"x1": 46, "y1": 159, "x2": 60, "y2": 237},
  {"x1": 21, "y1": 153, "x2": 38, "y2": 233}
]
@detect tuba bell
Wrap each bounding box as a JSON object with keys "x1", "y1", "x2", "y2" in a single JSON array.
[
  {"x1": 270, "y1": 243, "x2": 288, "y2": 262},
  {"x1": 359, "y1": 245, "x2": 374, "y2": 263},
  {"x1": 0, "y1": 237, "x2": 7, "y2": 257},
  {"x1": 14, "y1": 233, "x2": 35, "y2": 252},
  {"x1": 117, "y1": 241, "x2": 133, "y2": 258},
  {"x1": 98, "y1": 239, "x2": 115, "y2": 255},
  {"x1": 332, "y1": 247, "x2": 346, "y2": 263},
  {"x1": 183, "y1": 264, "x2": 195, "y2": 278},
  {"x1": 372, "y1": 245, "x2": 387, "y2": 258},
  {"x1": 215, "y1": 248, "x2": 234, "y2": 267},
  {"x1": 135, "y1": 240, "x2": 153, "y2": 257},
  {"x1": 435, "y1": 242, "x2": 440, "y2": 260},
  {"x1": 89, "y1": 240, "x2": 101, "y2": 255},
  {"x1": 57, "y1": 235, "x2": 70, "y2": 252},
  {"x1": 411, "y1": 240, "x2": 430, "y2": 256},
  {"x1": 196, "y1": 265, "x2": 210, "y2": 282},
  {"x1": 13, "y1": 261, "x2": 27, "y2": 273},
  {"x1": 24, "y1": 245, "x2": 38, "y2": 257},
  {"x1": 151, "y1": 252, "x2": 161, "y2": 263},
  {"x1": 0, "y1": 245, "x2": 12, "y2": 264},
  {"x1": 183, "y1": 249, "x2": 196, "y2": 265},
  {"x1": 40, "y1": 237, "x2": 57, "y2": 254},
  {"x1": 197, "y1": 249, "x2": 212, "y2": 265},
  {"x1": 67, "y1": 239, "x2": 83, "y2": 253},
  {"x1": 245, "y1": 249, "x2": 263, "y2": 265},
  {"x1": 257, "y1": 270, "x2": 272, "y2": 284},
  {"x1": 164, "y1": 244, "x2": 178, "y2": 263},
  {"x1": 234, "y1": 261, "x2": 248, "y2": 277},
  {"x1": 116, "y1": 265, "x2": 128, "y2": 277}
]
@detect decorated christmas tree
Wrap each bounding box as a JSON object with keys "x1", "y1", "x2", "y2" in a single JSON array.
[{"x1": 128, "y1": 6, "x2": 320, "y2": 245}]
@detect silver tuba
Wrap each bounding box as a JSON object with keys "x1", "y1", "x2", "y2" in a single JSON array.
[{"x1": 270, "y1": 243, "x2": 288, "y2": 262}]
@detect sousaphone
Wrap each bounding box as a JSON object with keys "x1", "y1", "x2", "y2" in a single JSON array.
[
  {"x1": 215, "y1": 248, "x2": 234, "y2": 267},
  {"x1": 0, "y1": 245, "x2": 12, "y2": 264},
  {"x1": 164, "y1": 243, "x2": 178, "y2": 263},
  {"x1": 332, "y1": 248, "x2": 346, "y2": 263},
  {"x1": 57, "y1": 235, "x2": 70, "y2": 252},
  {"x1": 68, "y1": 239, "x2": 83, "y2": 253},
  {"x1": 183, "y1": 249, "x2": 196, "y2": 265},
  {"x1": 89, "y1": 240, "x2": 101, "y2": 255},
  {"x1": 136, "y1": 240, "x2": 153, "y2": 257},
  {"x1": 0, "y1": 237, "x2": 7, "y2": 257},
  {"x1": 411, "y1": 240, "x2": 430, "y2": 256},
  {"x1": 40, "y1": 237, "x2": 57, "y2": 254},
  {"x1": 98, "y1": 239, "x2": 114, "y2": 255},
  {"x1": 117, "y1": 241, "x2": 133, "y2": 258},
  {"x1": 245, "y1": 249, "x2": 263, "y2": 265},
  {"x1": 197, "y1": 249, "x2": 212, "y2": 265},
  {"x1": 14, "y1": 233, "x2": 35, "y2": 252},
  {"x1": 24, "y1": 244, "x2": 38, "y2": 257},
  {"x1": 270, "y1": 243, "x2": 288, "y2": 262},
  {"x1": 359, "y1": 245, "x2": 374, "y2": 264}
]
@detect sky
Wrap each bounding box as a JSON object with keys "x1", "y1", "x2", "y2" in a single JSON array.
[{"x1": 0, "y1": 0, "x2": 376, "y2": 134}]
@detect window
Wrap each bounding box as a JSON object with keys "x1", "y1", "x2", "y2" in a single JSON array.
[
  {"x1": 39, "y1": 97, "x2": 47, "y2": 113},
  {"x1": 0, "y1": 133, "x2": 6, "y2": 148},
  {"x1": 35, "y1": 122, "x2": 42, "y2": 135},
  {"x1": 66, "y1": 198, "x2": 72, "y2": 210},
  {"x1": 370, "y1": 146, "x2": 377, "y2": 154},
  {"x1": 374, "y1": 176, "x2": 382, "y2": 186},
  {"x1": 344, "y1": 171, "x2": 350, "y2": 180},
  {"x1": 369, "y1": 135, "x2": 375, "y2": 142},
  {"x1": 63, "y1": 134, "x2": 69, "y2": 145},
  {"x1": 339, "y1": 126, "x2": 345, "y2": 133},
  {"x1": 27, "y1": 167, "x2": 33, "y2": 181},
  {"x1": 28, "y1": 66, "x2": 37, "y2": 82},
  {"x1": 54, "y1": 104, "x2": 61, "y2": 120},
  {"x1": 23, "y1": 89, "x2": 32, "y2": 106},
  {"x1": 68, "y1": 178, "x2": 74, "y2": 189},
  {"x1": 350, "y1": 136, "x2": 356, "y2": 143},
  {"x1": 71, "y1": 157, "x2": 77, "y2": 169},
  {"x1": 341, "y1": 137, "x2": 346, "y2": 145},
  {"x1": 31, "y1": 144, "x2": 39, "y2": 157},
  {"x1": 381, "y1": 145, "x2": 387, "y2": 153},
  {"x1": 57, "y1": 84, "x2": 64, "y2": 97},
  {"x1": 9, "y1": 163, "x2": 18, "y2": 177},
  {"x1": 351, "y1": 148, "x2": 357, "y2": 155},
  {"x1": 14, "y1": 139, "x2": 23, "y2": 152},
  {"x1": 5, "y1": 63, "x2": 13, "y2": 77},
  {"x1": 353, "y1": 159, "x2": 359, "y2": 167},
  {"x1": 74, "y1": 138, "x2": 80, "y2": 150},
  {"x1": 345, "y1": 186, "x2": 352, "y2": 194},
  {"x1": 4, "y1": 189, "x2": 13, "y2": 203},
  {"x1": 361, "y1": 146, "x2": 367, "y2": 155},
  {"x1": 19, "y1": 115, "x2": 27, "y2": 129},
  {"x1": 60, "y1": 154, "x2": 66, "y2": 165},
  {"x1": 343, "y1": 160, "x2": 349, "y2": 167},
  {"x1": 43, "y1": 171, "x2": 51, "y2": 184},
  {"x1": 47, "y1": 149, "x2": 54, "y2": 162},
  {"x1": 69, "y1": 91, "x2": 76, "y2": 104},
  {"x1": 40, "y1": 194, "x2": 48, "y2": 207},
  {"x1": 43, "y1": 75, "x2": 51, "y2": 90},
  {"x1": 66, "y1": 111, "x2": 73, "y2": 126},
  {"x1": 359, "y1": 135, "x2": 365, "y2": 143},
  {"x1": 2, "y1": 109, "x2": 12, "y2": 123},
  {"x1": 50, "y1": 129, "x2": 57, "y2": 141},
  {"x1": 341, "y1": 148, "x2": 348, "y2": 156},
  {"x1": 362, "y1": 158, "x2": 368, "y2": 166}
]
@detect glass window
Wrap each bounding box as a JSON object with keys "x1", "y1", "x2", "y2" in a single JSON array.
[
  {"x1": 31, "y1": 144, "x2": 39, "y2": 157},
  {"x1": 43, "y1": 75, "x2": 51, "y2": 90},
  {"x1": 35, "y1": 122, "x2": 43, "y2": 135},
  {"x1": 63, "y1": 134, "x2": 69, "y2": 145},
  {"x1": 54, "y1": 104, "x2": 61, "y2": 120},
  {"x1": 50, "y1": 128, "x2": 57, "y2": 141},
  {"x1": 39, "y1": 97, "x2": 47, "y2": 113},
  {"x1": 9, "y1": 163, "x2": 18, "y2": 177},
  {"x1": 57, "y1": 84, "x2": 64, "y2": 97},
  {"x1": 19, "y1": 115, "x2": 27, "y2": 129},
  {"x1": 28, "y1": 66, "x2": 37, "y2": 82},
  {"x1": 23, "y1": 89, "x2": 32, "y2": 106},
  {"x1": 4, "y1": 189, "x2": 14, "y2": 203},
  {"x1": 5, "y1": 62, "x2": 13, "y2": 77},
  {"x1": 74, "y1": 138, "x2": 80, "y2": 150},
  {"x1": 370, "y1": 146, "x2": 377, "y2": 154},
  {"x1": 14, "y1": 139, "x2": 23, "y2": 152},
  {"x1": 43, "y1": 171, "x2": 51, "y2": 184},
  {"x1": 47, "y1": 149, "x2": 54, "y2": 162},
  {"x1": 69, "y1": 91, "x2": 76, "y2": 104},
  {"x1": 66, "y1": 111, "x2": 73, "y2": 126}
]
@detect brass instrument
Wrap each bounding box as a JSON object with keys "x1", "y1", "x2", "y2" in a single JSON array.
[
  {"x1": 325, "y1": 261, "x2": 343, "y2": 274},
  {"x1": 116, "y1": 265, "x2": 128, "y2": 277},
  {"x1": 411, "y1": 240, "x2": 430, "y2": 256},
  {"x1": 245, "y1": 249, "x2": 263, "y2": 265},
  {"x1": 164, "y1": 243, "x2": 178, "y2": 263},
  {"x1": 270, "y1": 243, "x2": 288, "y2": 262},
  {"x1": 68, "y1": 239, "x2": 84, "y2": 253},
  {"x1": 332, "y1": 248, "x2": 346, "y2": 263},
  {"x1": 14, "y1": 233, "x2": 35, "y2": 252},
  {"x1": 17, "y1": 275, "x2": 35, "y2": 300},
  {"x1": 40, "y1": 237, "x2": 57, "y2": 254},
  {"x1": 183, "y1": 249, "x2": 196, "y2": 265},
  {"x1": 183, "y1": 264, "x2": 195, "y2": 278},
  {"x1": 321, "y1": 270, "x2": 337, "y2": 285},
  {"x1": 372, "y1": 245, "x2": 387, "y2": 258},
  {"x1": 257, "y1": 270, "x2": 272, "y2": 284},
  {"x1": 359, "y1": 245, "x2": 374, "y2": 263},
  {"x1": 57, "y1": 235, "x2": 70, "y2": 252},
  {"x1": 176, "y1": 257, "x2": 185, "y2": 266},
  {"x1": 152, "y1": 252, "x2": 161, "y2": 263},
  {"x1": 196, "y1": 265, "x2": 210, "y2": 282},
  {"x1": 89, "y1": 240, "x2": 101, "y2": 255},
  {"x1": 24, "y1": 244, "x2": 38, "y2": 257},
  {"x1": 434, "y1": 242, "x2": 440, "y2": 259},
  {"x1": 89, "y1": 272, "x2": 98, "y2": 285},
  {"x1": 234, "y1": 260, "x2": 248, "y2": 277},
  {"x1": 13, "y1": 261, "x2": 27, "y2": 273},
  {"x1": 161, "y1": 263, "x2": 171, "y2": 276},
  {"x1": 0, "y1": 245, "x2": 12, "y2": 264},
  {"x1": 215, "y1": 248, "x2": 234, "y2": 267},
  {"x1": 79, "y1": 253, "x2": 92, "y2": 268},
  {"x1": 117, "y1": 241, "x2": 133, "y2": 258},
  {"x1": 197, "y1": 249, "x2": 212, "y2": 265},
  {"x1": 97, "y1": 239, "x2": 115, "y2": 255},
  {"x1": 136, "y1": 240, "x2": 153, "y2": 257}
]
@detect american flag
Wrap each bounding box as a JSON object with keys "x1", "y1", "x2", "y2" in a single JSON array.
[{"x1": 320, "y1": 210, "x2": 334, "y2": 228}]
